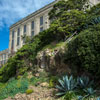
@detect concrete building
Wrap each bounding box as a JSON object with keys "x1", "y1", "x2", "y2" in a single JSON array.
[
  {"x1": 0, "y1": 49, "x2": 9, "y2": 67},
  {"x1": 9, "y1": 0, "x2": 100, "y2": 54},
  {"x1": 9, "y1": 0, "x2": 59, "y2": 54}
]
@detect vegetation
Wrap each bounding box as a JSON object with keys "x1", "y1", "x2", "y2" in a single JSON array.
[
  {"x1": 64, "y1": 25, "x2": 100, "y2": 79},
  {"x1": 26, "y1": 89, "x2": 33, "y2": 94},
  {"x1": 0, "y1": 0, "x2": 100, "y2": 99},
  {"x1": 0, "y1": 78, "x2": 29, "y2": 100},
  {"x1": 56, "y1": 75, "x2": 97, "y2": 100}
]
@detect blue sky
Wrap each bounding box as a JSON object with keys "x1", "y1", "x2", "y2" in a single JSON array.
[{"x1": 0, "y1": 0, "x2": 55, "y2": 51}]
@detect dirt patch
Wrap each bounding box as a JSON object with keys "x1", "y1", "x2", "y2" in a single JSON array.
[{"x1": 5, "y1": 85, "x2": 58, "y2": 100}]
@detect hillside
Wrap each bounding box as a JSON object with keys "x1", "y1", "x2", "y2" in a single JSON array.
[{"x1": 0, "y1": 0, "x2": 100, "y2": 100}]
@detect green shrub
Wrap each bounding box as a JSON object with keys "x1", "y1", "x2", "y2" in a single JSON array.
[
  {"x1": 49, "y1": 76, "x2": 58, "y2": 88},
  {"x1": 17, "y1": 76, "x2": 21, "y2": 80},
  {"x1": 64, "y1": 24, "x2": 100, "y2": 79},
  {"x1": 63, "y1": 91, "x2": 76, "y2": 100},
  {"x1": 22, "y1": 72, "x2": 28, "y2": 78},
  {"x1": 26, "y1": 89, "x2": 33, "y2": 94}
]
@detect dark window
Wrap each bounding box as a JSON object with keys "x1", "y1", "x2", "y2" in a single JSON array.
[
  {"x1": 17, "y1": 37, "x2": 20, "y2": 46},
  {"x1": 40, "y1": 27, "x2": 43, "y2": 32},
  {"x1": 11, "y1": 40, "x2": 14, "y2": 48},
  {"x1": 17, "y1": 28, "x2": 20, "y2": 36},
  {"x1": 31, "y1": 21, "x2": 34, "y2": 29},
  {"x1": 24, "y1": 25, "x2": 27, "y2": 33},
  {"x1": 12, "y1": 31, "x2": 14, "y2": 39},
  {"x1": 31, "y1": 31, "x2": 34, "y2": 36},
  {"x1": 17, "y1": 28, "x2": 20, "y2": 46},
  {"x1": 40, "y1": 16, "x2": 43, "y2": 26}
]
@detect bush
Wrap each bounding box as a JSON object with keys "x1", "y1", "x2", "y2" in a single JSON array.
[
  {"x1": 17, "y1": 76, "x2": 21, "y2": 80},
  {"x1": 64, "y1": 24, "x2": 100, "y2": 79},
  {"x1": 26, "y1": 89, "x2": 33, "y2": 94},
  {"x1": 63, "y1": 91, "x2": 76, "y2": 100},
  {"x1": 49, "y1": 76, "x2": 58, "y2": 88}
]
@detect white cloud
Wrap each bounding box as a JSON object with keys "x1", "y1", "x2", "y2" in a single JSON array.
[{"x1": 0, "y1": 0, "x2": 55, "y2": 30}]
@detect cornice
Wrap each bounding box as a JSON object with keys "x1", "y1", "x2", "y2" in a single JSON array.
[{"x1": 10, "y1": 0, "x2": 57, "y2": 30}]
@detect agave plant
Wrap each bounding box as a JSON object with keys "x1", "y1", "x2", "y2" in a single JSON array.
[
  {"x1": 77, "y1": 88, "x2": 96, "y2": 100},
  {"x1": 77, "y1": 76, "x2": 93, "y2": 89},
  {"x1": 83, "y1": 87, "x2": 96, "y2": 96},
  {"x1": 56, "y1": 75, "x2": 77, "y2": 96},
  {"x1": 97, "y1": 97, "x2": 100, "y2": 100}
]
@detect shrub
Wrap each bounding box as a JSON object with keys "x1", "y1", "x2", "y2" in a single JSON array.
[
  {"x1": 26, "y1": 89, "x2": 33, "y2": 94},
  {"x1": 64, "y1": 24, "x2": 100, "y2": 79},
  {"x1": 17, "y1": 76, "x2": 21, "y2": 80},
  {"x1": 63, "y1": 91, "x2": 76, "y2": 100},
  {"x1": 49, "y1": 76, "x2": 58, "y2": 88}
]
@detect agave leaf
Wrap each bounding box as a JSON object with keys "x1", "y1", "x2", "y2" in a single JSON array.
[
  {"x1": 58, "y1": 79, "x2": 65, "y2": 89},
  {"x1": 69, "y1": 76, "x2": 73, "y2": 90},
  {"x1": 78, "y1": 95, "x2": 84, "y2": 100},
  {"x1": 56, "y1": 92, "x2": 66, "y2": 96},
  {"x1": 83, "y1": 87, "x2": 96, "y2": 95},
  {"x1": 97, "y1": 97, "x2": 100, "y2": 100},
  {"x1": 64, "y1": 75, "x2": 69, "y2": 91},
  {"x1": 56, "y1": 85, "x2": 65, "y2": 91}
]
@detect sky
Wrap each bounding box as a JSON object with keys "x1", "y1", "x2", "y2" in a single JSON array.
[{"x1": 0, "y1": 0, "x2": 55, "y2": 51}]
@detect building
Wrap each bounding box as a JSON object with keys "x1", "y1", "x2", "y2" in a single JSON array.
[
  {"x1": 0, "y1": 49, "x2": 9, "y2": 67},
  {"x1": 0, "y1": 0, "x2": 100, "y2": 67},
  {"x1": 9, "y1": 0, "x2": 60, "y2": 54},
  {"x1": 9, "y1": 0, "x2": 100, "y2": 54}
]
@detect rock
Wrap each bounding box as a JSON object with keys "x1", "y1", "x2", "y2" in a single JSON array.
[
  {"x1": 35, "y1": 73, "x2": 40, "y2": 77},
  {"x1": 4, "y1": 97, "x2": 12, "y2": 100},
  {"x1": 40, "y1": 82, "x2": 49, "y2": 87}
]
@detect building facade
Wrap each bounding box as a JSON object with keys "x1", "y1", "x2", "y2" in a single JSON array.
[
  {"x1": 9, "y1": 1, "x2": 58, "y2": 54},
  {"x1": 0, "y1": 49, "x2": 9, "y2": 67},
  {"x1": 9, "y1": 0, "x2": 100, "y2": 54}
]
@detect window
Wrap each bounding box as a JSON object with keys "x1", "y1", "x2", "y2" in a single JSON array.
[
  {"x1": 11, "y1": 31, "x2": 14, "y2": 49},
  {"x1": 31, "y1": 21, "x2": 34, "y2": 29},
  {"x1": 18, "y1": 28, "x2": 20, "y2": 36},
  {"x1": 12, "y1": 31, "x2": 14, "y2": 38},
  {"x1": 31, "y1": 31, "x2": 34, "y2": 36},
  {"x1": 17, "y1": 37, "x2": 20, "y2": 46},
  {"x1": 11, "y1": 40, "x2": 14, "y2": 48},
  {"x1": 24, "y1": 25, "x2": 27, "y2": 33},
  {"x1": 17, "y1": 28, "x2": 20, "y2": 46},
  {"x1": 40, "y1": 27, "x2": 43, "y2": 32},
  {"x1": 40, "y1": 16, "x2": 43, "y2": 26}
]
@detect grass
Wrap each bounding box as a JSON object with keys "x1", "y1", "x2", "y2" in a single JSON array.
[
  {"x1": 0, "y1": 78, "x2": 29, "y2": 100},
  {"x1": 41, "y1": 41, "x2": 66, "y2": 51},
  {"x1": 29, "y1": 71, "x2": 49, "y2": 86}
]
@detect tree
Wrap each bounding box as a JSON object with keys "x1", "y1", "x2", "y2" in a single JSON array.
[
  {"x1": 64, "y1": 24, "x2": 100, "y2": 79},
  {"x1": 49, "y1": 0, "x2": 89, "y2": 20}
]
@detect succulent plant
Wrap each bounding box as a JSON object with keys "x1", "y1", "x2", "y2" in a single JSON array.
[
  {"x1": 77, "y1": 76, "x2": 93, "y2": 89},
  {"x1": 83, "y1": 87, "x2": 96, "y2": 95},
  {"x1": 77, "y1": 95, "x2": 84, "y2": 100},
  {"x1": 77, "y1": 88, "x2": 96, "y2": 100},
  {"x1": 97, "y1": 97, "x2": 100, "y2": 100},
  {"x1": 56, "y1": 75, "x2": 77, "y2": 96}
]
